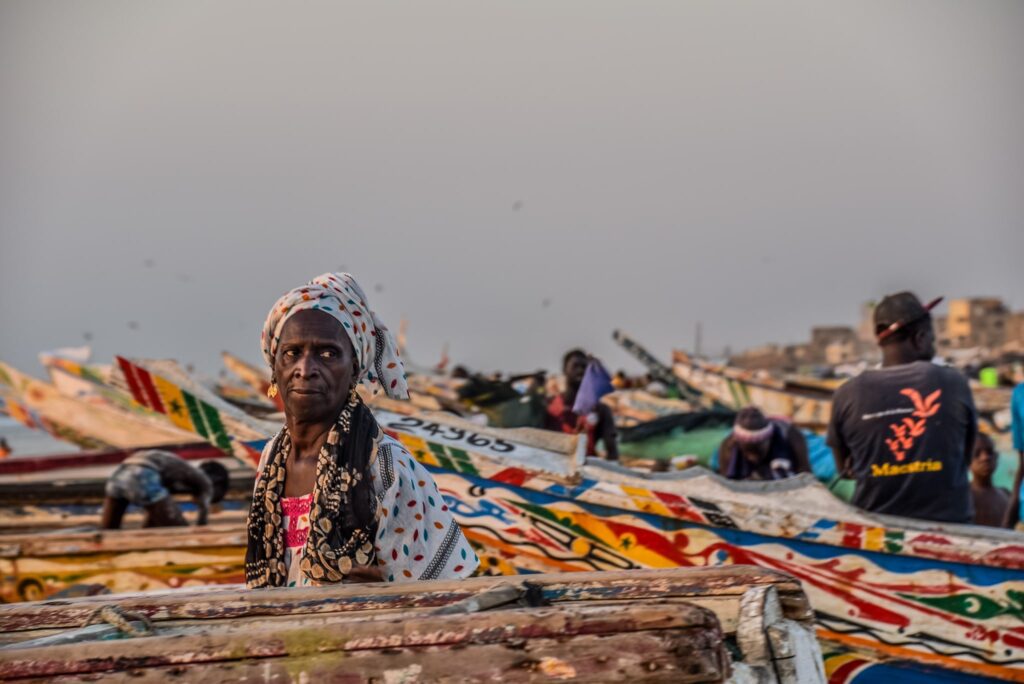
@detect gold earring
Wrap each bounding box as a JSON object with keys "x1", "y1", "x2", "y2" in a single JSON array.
[{"x1": 267, "y1": 382, "x2": 278, "y2": 399}]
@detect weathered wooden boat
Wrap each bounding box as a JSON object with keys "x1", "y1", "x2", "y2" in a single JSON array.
[
  {"x1": 0, "y1": 524, "x2": 247, "y2": 603},
  {"x1": 0, "y1": 567, "x2": 826, "y2": 683},
  {"x1": 6, "y1": 357, "x2": 1023, "y2": 681},
  {"x1": 0, "y1": 442, "x2": 251, "y2": 498},
  {"x1": 602, "y1": 389, "x2": 695, "y2": 427},
  {"x1": 0, "y1": 362, "x2": 198, "y2": 450},
  {"x1": 672, "y1": 351, "x2": 835, "y2": 430},
  {"x1": 672, "y1": 350, "x2": 1015, "y2": 442},
  {"x1": 221, "y1": 351, "x2": 273, "y2": 398},
  {"x1": 612, "y1": 329, "x2": 703, "y2": 402}
]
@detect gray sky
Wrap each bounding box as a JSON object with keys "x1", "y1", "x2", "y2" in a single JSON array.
[{"x1": 2, "y1": 1, "x2": 1022, "y2": 379}]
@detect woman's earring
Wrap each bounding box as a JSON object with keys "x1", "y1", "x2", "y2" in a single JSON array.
[{"x1": 267, "y1": 382, "x2": 278, "y2": 399}]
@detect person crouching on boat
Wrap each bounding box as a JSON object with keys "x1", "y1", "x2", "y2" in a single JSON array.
[
  {"x1": 827, "y1": 292, "x2": 976, "y2": 523},
  {"x1": 100, "y1": 450, "x2": 230, "y2": 529},
  {"x1": 717, "y1": 407, "x2": 810, "y2": 480},
  {"x1": 545, "y1": 349, "x2": 619, "y2": 460},
  {"x1": 246, "y1": 272, "x2": 478, "y2": 589}
]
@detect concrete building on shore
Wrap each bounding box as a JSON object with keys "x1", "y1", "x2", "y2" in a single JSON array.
[
  {"x1": 732, "y1": 296, "x2": 1024, "y2": 372},
  {"x1": 940, "y1": 298, "x2": 1014, "y2": 349}
]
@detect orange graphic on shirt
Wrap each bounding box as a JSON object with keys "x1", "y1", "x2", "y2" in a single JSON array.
[{"x1": 884, "y1": 388, "x2": 941, "y2": 462}]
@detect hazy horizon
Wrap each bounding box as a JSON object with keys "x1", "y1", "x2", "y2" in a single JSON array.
[{"x1": 2, "y1": 1, "x2": 1022, "y2": 380}]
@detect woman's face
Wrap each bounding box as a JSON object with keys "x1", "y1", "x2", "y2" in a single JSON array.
[{"x1": 274, "y1": 310, "x2": 357, "y2": 424}]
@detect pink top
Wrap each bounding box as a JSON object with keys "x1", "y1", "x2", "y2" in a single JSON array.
[{"x1": 281, "y1": 493, "x2": 313, "y2": 587}]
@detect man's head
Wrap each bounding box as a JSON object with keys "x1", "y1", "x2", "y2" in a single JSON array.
[
  {"x1": 562, "y1": 349, "x2": 588, "y2": 388},
  {"x1": 970, "y1": 434, "x2": 998, "y2": 483},
  {"x1": 274, "y1": 309, "x2": 358, "y2": 424},
  {"x1": 732, "y1": 406, "x2": 773, "y2": 463},
  {"x1": 874, "y1": 292, "x2": 940, "y2": 364},
  {"x1": 198, "y1": 461, "x2": 230, "y2": 503}
]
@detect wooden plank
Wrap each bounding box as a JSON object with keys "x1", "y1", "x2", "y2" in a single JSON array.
[
  {"x1": 0, "y1": 502, "x2": 248, "y2": 533},
  {"x1": 0, "y1": 567, "x2": 809, "y2": 634},
  {"x1": 0, "y1": 601, "x2": 725, "y2": 680},
  {"x1": 0, "y1": 523, "x2": 247, "y2": 557},
  {"x1": 7, "y1": 632, "x2": 726, "y2": 683}
]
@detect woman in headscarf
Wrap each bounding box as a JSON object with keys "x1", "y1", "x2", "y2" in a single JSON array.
[{"x1": 246, "y1": 273, "x2": 478, "y2": 588}]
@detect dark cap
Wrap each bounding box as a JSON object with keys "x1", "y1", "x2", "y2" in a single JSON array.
[{"x1": 874, "y1": 292, "x2": 943, "y2": 342}]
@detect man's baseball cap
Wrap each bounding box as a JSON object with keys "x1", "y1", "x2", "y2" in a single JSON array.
[{"x1": 874, "y1": 292, "x2": 943, "y2": 342}]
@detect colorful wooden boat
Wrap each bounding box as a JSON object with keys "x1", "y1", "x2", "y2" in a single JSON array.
[
  {"x1": 7, "y1": 357, "x2": 1023, "y2": 681},
  {"x1": 672, "y1": 351, "x2": 835, "y2": 430},
  {"x1": 0, "y1": 443, "x2": 252, "y2": 535},
  {"x1": 602, "y1": 389, "x2": 695, "y2": 427},
  {"x1": 0, "y1": 363, "x2": 198, "y2": 450},
  {"x1": 612, "y1": 329, "x2": 703, "y2": 402},
  {"x1": 672, "y1": 351, "x2": 1014, "y2": 442},
  {"x1": 0, "y1": 567, "x2": 826, "y2": 683},
  {"x1": 0, "y1": 524, "x2": 247, "y2": 603}
]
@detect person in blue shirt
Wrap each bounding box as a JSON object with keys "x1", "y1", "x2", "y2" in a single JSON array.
[{"x1": 1007, "y1": 382, "x2": 1024, "y2": 528}]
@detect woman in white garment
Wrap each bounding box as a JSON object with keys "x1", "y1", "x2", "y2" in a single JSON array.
[{"x1": 245, "y1": 273, "x2": 478, "y2": 588}]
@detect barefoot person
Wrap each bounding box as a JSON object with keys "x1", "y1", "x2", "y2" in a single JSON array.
[
  {"x1": 101, "y1": 450, "x2": 229, "y2": 529},
  {"x1": 246, "y1": 273, "x2": 478, "y2": 588},
  {"x1": 827, "y1": 293, "x2": 977, "y2": 523}
]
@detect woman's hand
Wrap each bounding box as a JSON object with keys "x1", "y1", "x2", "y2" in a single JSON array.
[{"x1": 346, "y1": 564, "x2": 384, "y2": 583}]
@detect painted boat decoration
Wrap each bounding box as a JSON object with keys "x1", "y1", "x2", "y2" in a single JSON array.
[
  {"x1": 0, "y1": 567, "x2": 826, "y2": 683},
  {"x1": 6, "y1": 357, "x2": 1024, "y2": 682},
  {"x1": 0, "y1": 363, "x2": 198, "y2": 450},
  {"x1": 220, "y1": 350, "x2": 285, "y2": 413},
  {"x1": 0, "y1": 524, "x2": 247, "y2": 603}
]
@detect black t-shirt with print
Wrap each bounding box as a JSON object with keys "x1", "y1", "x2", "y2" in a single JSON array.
[{"x1": 827, "y1": 361, "x2": 977, "y2": 523}]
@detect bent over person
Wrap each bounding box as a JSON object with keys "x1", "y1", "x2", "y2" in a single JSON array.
[
  {"x1": 246, "y1": 272, "x2": 478, "y2": 588},
  {"x1": 827, "y1": 292, "x2": 977, "y2": 523},
  {"x1": 101, "y1": 450, "x2": 229, "y2": 529},
  {"x1": 718, "y1": 407, "x2": 810, "y2": 481}
]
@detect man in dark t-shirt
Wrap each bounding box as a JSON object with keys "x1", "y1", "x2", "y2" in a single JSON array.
[{"x1": 827, "y1": 292, "x2": 976, "y2": 523}]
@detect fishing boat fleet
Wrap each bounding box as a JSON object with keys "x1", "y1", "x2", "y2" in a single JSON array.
[{"x1": 1, "y1": 339, "x2": 1021, "y2": 683}]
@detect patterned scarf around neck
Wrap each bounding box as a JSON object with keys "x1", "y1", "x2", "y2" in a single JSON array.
[{"x1": 245, "y1": 392, "x2": 379, "y2": 587}]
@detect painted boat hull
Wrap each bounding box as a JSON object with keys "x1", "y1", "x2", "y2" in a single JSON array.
[{"x1": 4, "y1": 358, "x2": 1020, "y2": 681}]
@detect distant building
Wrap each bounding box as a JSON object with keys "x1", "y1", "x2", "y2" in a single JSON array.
[
  {"x1": 824, "y1": 339, "x2": 859, "y2": 365},
  {"x1": 857, "y1": 301, "x2": 877, "y2": 344},
  {"x1": 944, "y1": 298, "x2": 1010, "y2": 349},
  {"x1": 731, "y1": 297, "x2": 1021, "y2": 372},
  {"x1": 729, "y1": 344, "x2": 808, "y2": 372},
  {"x1": 808, "y1": 326, "x2": 858, "y2": 364},
  {"x1": 1007, "y1": 312, "x2": 1024, "y2": 348}
]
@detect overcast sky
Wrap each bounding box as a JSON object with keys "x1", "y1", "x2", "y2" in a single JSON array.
[{"x1": 2, "y1": 1, "x2": 1022, "y2": 380}]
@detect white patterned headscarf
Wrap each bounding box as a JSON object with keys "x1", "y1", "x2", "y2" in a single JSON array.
[{"x1": 262, "y1": 273, "x2": 408, "y2": 400}]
